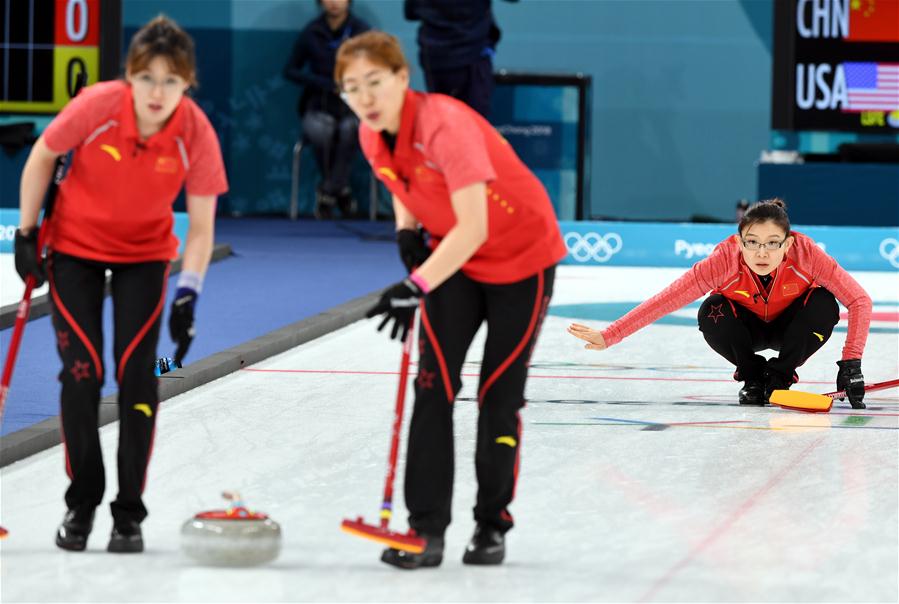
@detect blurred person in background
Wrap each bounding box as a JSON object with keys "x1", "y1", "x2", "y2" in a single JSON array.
[
  {"x1": 404, "y1": 0, "x2": 517, "y2": 118},
  {"x1": 284, "y1": 0, "x2": 370, "y2": 218}
]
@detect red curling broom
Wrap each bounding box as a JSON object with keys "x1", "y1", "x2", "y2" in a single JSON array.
[
  {"x1": 0, "y1": 74, "x2": 87, "y2": 539},
  {"x1": 341, "y1": 311, "x2": 425, "y2": 554}
]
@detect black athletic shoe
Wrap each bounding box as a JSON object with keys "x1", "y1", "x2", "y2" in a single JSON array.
[
  {"x1": 764, "y1": 369, "x2": 798, "y2": 402},
  {"x1": 314, "y1": 190, "x2": 337, "y2": 220},
  {"x1": 738, "y1": 380, "x2": 766, "y2": 406},
  {"x1": 108, "y1": 520, "x2": 143, "y2": 553},
  {"x1": 380, "y1": 535, "x2": 444, "y2": 570},
  {"x1": 462, "y1": 524, "x2": 505, "y2": 565},
  {"x1": 336, "y1": 187, "x2": 357, "y2": 218},
  {"x1": 55, "y1": 507, "x2": 95, "y2": 551}
]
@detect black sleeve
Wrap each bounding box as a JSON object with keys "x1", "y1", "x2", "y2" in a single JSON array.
[
  {"x1": 404, "y1": 0, "x2": 421, "y2": 21},
  {"x1": 283, "y1": 32, "x2": 309, "y2": 85},
  {"x1": 283, "y1": 30, "x2": 333, "y2": 91}
]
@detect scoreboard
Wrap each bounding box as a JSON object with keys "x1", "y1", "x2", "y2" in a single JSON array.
[
  {"x1": 772, "y1": 0, "x2": 899, "y2": 133},
  {"x1": 0, "y1": 0, "x2": 120, "y2": 114}
]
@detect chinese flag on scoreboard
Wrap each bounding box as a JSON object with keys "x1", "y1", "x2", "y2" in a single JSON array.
[{"x1": 848, "y1": 0, "x2": 899, "y2": 42}]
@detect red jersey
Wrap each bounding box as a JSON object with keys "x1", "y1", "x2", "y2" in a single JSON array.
[
  {"x1": 358, "y1": 89, "x2": 566, "y2": 284},
  {"x1": 42, "y1": 80, "x2": 228, "y2": 263},
  {"x1": 602, "y1": 232, "x2": 872, "y2": 360}
]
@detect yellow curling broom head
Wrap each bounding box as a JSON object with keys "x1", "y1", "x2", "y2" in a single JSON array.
[{"x1": 769, "y1": 389, "x2": 833, "y2": 413}]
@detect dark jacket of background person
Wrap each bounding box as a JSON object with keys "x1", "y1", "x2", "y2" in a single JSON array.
[
  {"x1": 404, "y1": 0, "x2": 504, "y2": 72},
  {"x1": 284, "y1": 12, "x2": 371, "y2": 117}
]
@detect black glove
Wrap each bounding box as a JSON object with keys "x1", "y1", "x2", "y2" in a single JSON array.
[
  {"x1": 169, "y1": 287, "x2": 197, "y2": 366},
  {"x1": 836, "y1": 359, "x2": 865, "y2": 409},
  {"x1": 365, "y1": 279, "x2": 422, "y2": 341},
  {"x1": 14, "y1": 227, "x2": 45, "y2": 287},
  {"x1": 396, "y1": 228, "x2": 431, "y2": 273}
]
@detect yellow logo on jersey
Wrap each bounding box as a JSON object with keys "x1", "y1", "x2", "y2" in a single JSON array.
[
  {"x1": 733, "y1": 290, "x2": 751, "y2": 298},
  {"x1": 495, "y1": 436, "x2": 517, "y2": 448},
  {"x1": 133, "y1": 403, "x2": 153, "y2": 418},
  {"x1": 100, "y1": 144, "x2": 121, "y2": 161},
  {"x1": 812, "y1": 332, "x2": 824, "y2": 342},
  {"x1": 377, "y1": 167, "x2": 398, "y2": 181}
]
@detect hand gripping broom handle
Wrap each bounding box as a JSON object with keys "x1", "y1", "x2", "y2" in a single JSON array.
[
  {"x1": 0, "y1": 72, "x2": 86, "y2": 421},
  {"x1": 380, "y1": 311, "x2": 416, "y2": 529},
  {"x1": 0, "y1": 75, "x2": 86, "y2": 541},
  {"x1": 0, "y1": 162, "x2": 65, "y2": 418}
]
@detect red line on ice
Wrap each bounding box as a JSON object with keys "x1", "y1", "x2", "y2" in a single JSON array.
[
  {"x1": 636, "y1": 436, "x2": 826, "y2": 602},
  {"x1": 241, "y1": 368, "x2": 834, "y2": 386}
]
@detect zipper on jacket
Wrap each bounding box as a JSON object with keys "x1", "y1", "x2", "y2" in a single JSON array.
[{"x1": 748, "y1": 267, "x2": 780, "y2": 322}]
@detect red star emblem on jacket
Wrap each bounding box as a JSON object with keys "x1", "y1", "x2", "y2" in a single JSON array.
[
  {"x1": 416, "y1": 369, "x2": 436, "y2": 390},
  {"x1": 57, "y1": 330, "x2": 70, "y2": 351},
  {"x1": 707, "y1": 304, "x2": 726, "y2": 324},
  {"x1": 70, "y1": 359, "x2": 92, "y2": 382}
]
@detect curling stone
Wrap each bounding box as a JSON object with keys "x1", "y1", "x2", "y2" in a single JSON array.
[{"x1": 180, "y1": 492, "x2": 281, "y2": 567}]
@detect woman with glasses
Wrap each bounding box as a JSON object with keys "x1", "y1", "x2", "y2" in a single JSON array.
[
  {"x1": 15, "y1": 15, "x2": 227, "y2": 553},
  {"x1": 568, "y1": 199, "x2": 871, "y2": 409},
  {"x1": 334, "y1": 31, "x2": 566, "y2": 569}
]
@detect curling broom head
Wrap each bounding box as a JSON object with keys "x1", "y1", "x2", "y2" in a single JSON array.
[
  {"x1": 769, "y1": 389, "x2": 833, "y2": 413},
  {"x1": 340, "y1": 517, "x2": 425, "y2": 553}
]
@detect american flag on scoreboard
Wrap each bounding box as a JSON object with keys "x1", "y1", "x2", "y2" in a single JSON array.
[{"x1": 843, "y1": 62, "x2": 899, "y2": 112}]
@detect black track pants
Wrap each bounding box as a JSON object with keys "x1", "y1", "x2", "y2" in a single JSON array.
[
  {"x1": 697, "y1": 288, "x2": 839, "y2": 381},
  {"x1": 405, "y1": 266, "x2": 555, "y2": 537},
  {"x1": 48, "y1": 252, "x2": 168, "y2": 525}
]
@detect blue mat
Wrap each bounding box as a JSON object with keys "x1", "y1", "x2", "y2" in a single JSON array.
[{"x1": 0, "y1": 218, "x2": 402, "y2": 436}]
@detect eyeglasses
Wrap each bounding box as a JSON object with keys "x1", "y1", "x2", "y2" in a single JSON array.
[
  {"x1": 131, "y1": 73, "x2": 186, "y2": 94},
  {"x1": 741, "y1": 239, "x2": 787, "y2": 251},
  {"x1": 340, "y1": 71, "x2": 395, "y2": 101}
]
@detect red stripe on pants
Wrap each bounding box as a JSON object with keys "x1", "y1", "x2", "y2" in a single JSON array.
[
  {"x1": 117, "y1": 265, "x2": 170, "y2": 383},
  {"x1": 478, "y1": 271, "x2": 545, "y2": 403},
  {"x1": 420, "y1": 301, "x2": 455, "y2": 403}
]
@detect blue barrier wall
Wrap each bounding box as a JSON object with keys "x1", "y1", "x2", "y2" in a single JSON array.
[
  {"x1": 559, "y1": 221, "x2": 899, "y2": 272},
  {"x1": 0, "y1": 209, "x2": 190, "y2": 254}
]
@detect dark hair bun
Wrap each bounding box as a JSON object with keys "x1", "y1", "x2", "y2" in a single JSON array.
[{"x1": 737, "y1": 197, "x2": 791, "y2": 235}]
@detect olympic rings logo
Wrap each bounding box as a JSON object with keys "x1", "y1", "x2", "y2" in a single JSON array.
[
  {"x1": 879, "y1": 238, "x2": 899, "y2": 269},
  {"x1": 564, "y1": 231, "x2": 623, "y2": 263}
]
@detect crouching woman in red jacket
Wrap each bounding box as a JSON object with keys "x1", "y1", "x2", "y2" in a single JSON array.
[{"x1": 568, "y1": 199, "x2": 872, "y2": 408}]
